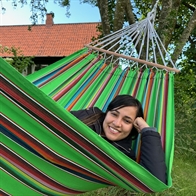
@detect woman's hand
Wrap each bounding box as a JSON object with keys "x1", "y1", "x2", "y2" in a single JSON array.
[{"x1": 134, "y1": 117, "x2": 149, "y2": 133}]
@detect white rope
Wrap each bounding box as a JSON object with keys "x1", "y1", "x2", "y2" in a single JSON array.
[{"x1": 86, "y1": 0, "x2": 179, "y2": 73}]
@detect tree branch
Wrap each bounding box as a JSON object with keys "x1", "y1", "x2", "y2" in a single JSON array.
[
  {"x1": 124, "y1": 0, "x2": 135, "y2": 25},
  {"x1": 172, "y1": 9, "x2": 196, "y2": 63},
  {"x1": 157, "y1": 0, "x2": 181, "y2": 49},
  {"x1": 97, "y1": 0, "x2": 111, "y2": 35},
  {"x1": 113, "y1": 0, "x2": 126, "y2": 31}
]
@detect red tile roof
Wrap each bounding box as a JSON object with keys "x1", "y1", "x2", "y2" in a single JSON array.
[{"x1": 0, "y1": 18, "x2": 99, "y2": 57}]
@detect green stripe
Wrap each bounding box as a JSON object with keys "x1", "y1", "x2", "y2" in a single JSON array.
[
  {"x1": 146, "y1": 71, "x2": 161, "y2": 127},
  {"x1": 135, "y1": 69, "x2": 149, "y2": 102},
  {"x1": 1, "y1": 169, "x2": 42, "y2": 196},
  {"x1": 72, "y1": 64, "x2": 112, "y2": 109},
  {"x1": 57, "y1": 59, "x2": 104, "y2": 108},
  {"x1": 95, "y1": 67, "x2": 123, "y2": 109},
  {"x1": 40, "y1": 53, "x2": 97, "y2": 96},
  {"x1": 26, "y1": 48, "x2": 88, "y2": 83},
  {"x1": 165, "y1": 72, "x2": 175, "y2": 187},
  {"x1": 2, "y1": 134, "x2": 107, "y2": 192},
  {"x1": 119, "y1": 69, "x2": 139, "y2": 95},
  {"x1": 1, "y1": 57, "x2": 172, "y2": 193}
]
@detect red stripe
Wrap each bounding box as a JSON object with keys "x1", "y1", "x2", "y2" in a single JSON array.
[
  {"x1": 143, "y1": 70, "x2": 155, "y2": 119},
  {"x1": 1, "y1": 117, "x2": 112, "y2": 185},
  {"x1": 132, "y1": 69, "x2": 142, "y2": 97},
  {"x1": 53, "y1": 56, "x2": 101, "y2": 101},
  {"x1": 67, "y1": 63, "x2": 108, "y2": 111},
  {"x1": 38, "y1": 52, "x2": 91, "y2": 88},
  {"x1": 2, "y1": 76, "x2": 153, "y2": 192},
  {"x1": 0, "y1": 189, "x2": 10, "y2": 196},
  {"x1": 1, "y1": 145, "x2": 83, "y2": 194},
  {"x1": 89, "y1": 65, "x2": 118, "y2": 107}
]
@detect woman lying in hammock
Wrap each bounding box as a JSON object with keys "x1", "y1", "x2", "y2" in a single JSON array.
[{"x1": 71, "y1": 95, "x2": 167, "y2": 184}]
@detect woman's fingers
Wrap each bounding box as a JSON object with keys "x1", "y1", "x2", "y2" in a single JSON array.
[{"x1": 134, "y1": 117, "x2": 149, "y2": 132}]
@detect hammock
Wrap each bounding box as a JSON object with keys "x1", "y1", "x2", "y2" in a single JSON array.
[{"x1": 1, "y1": 3, "x2": 179, "y2": 195}]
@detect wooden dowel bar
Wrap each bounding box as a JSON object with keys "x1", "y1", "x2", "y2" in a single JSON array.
[{"x1": 85, "y1": 45, "x2": 180, "y2": 73}]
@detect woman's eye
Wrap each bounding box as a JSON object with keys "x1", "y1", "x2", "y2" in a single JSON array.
[
  {"x1": 124, "y1": 119, "x2": 131, "y2": 124},
  {"x1": 111, "y1": 112, "x2": 118, "y2": 116}
]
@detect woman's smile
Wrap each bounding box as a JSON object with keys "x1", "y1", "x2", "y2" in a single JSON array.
[
  {"x1": 109, "y1": 126, "x2": 120, "y2": 134},
  {"x1": 103, "y1": 106, "x2": 137, "y2": 141}
]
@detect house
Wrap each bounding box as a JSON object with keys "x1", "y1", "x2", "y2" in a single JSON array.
[{"x1": 0, "y1": 13, "x2": 100, "y2": 74}]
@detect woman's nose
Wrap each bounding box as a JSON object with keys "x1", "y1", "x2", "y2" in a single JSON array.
[{"x1": 113, "y1": 118, "x2": 122, "y2": 127}]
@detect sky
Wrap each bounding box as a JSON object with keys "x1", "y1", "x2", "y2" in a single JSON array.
[{"x1": 0, "y1": 1, "x2": 101, "y2": 25}]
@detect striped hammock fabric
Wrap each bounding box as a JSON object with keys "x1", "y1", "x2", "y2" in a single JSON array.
[{"x1": 1, "y1": 48, "x2": 174, "y2": 195}]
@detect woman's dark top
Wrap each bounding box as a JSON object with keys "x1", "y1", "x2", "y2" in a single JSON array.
[{"x1": 71, "y1": 107, "x2": 167, "y2": 184}]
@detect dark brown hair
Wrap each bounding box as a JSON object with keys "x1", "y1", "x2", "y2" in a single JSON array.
[
  {"x1": 106, "y1": 95, "x2": 144, "y2": 139},
  {"x1": 83, "y1": 95, "x2": 144, "y2": 140}
]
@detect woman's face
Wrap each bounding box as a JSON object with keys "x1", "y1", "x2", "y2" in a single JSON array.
[{"x1": 102, "y1": 106, "x2": 137, "y2": 141}]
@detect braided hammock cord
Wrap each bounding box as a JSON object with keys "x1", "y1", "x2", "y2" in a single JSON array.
[{"x1": 86, "y1": 1, "x2": 179, "y2": 73}]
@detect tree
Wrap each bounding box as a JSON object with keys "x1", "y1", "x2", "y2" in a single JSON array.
[
  {"x1": 2, "y1": 0, "x2": 195, "y2": 65},
  {"x1": 0, "y1": 45, "x2": 34, "y2": 73}
]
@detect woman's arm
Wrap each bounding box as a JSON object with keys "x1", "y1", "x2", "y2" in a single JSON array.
[{"x1": 134, "y1": 118, "x2": 167, "y2": 184}]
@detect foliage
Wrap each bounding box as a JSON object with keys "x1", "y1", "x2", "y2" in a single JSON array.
[
  {"x1": 174, "y1": 61, "x2": 196, "y2": 154},
  {"x1": 183, "y1": 27, "x2": 196, "y2": 65},
  {"x1": 0, "y1": 45, "x2": 34, "y2": 73}
]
